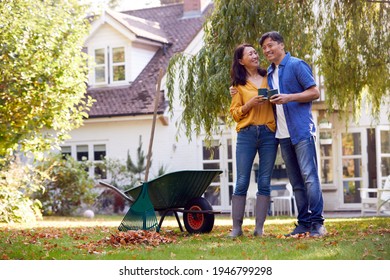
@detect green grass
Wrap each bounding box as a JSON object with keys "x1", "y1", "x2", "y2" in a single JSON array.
[{"x1": 0, "y1": 215, "x2": 389, "y2": 260}]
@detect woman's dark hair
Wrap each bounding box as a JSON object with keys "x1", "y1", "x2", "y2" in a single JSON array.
[
  {"x1": 230, "y1": 43, "x2": 266, "y2": 86},
  {"x1": 259, "y1": 31, "x2": 284, "y2": 47}
]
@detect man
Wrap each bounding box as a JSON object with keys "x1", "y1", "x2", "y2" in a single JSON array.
[{"x1": 259, "y1": 31, "x2": 326, "y2": 237}]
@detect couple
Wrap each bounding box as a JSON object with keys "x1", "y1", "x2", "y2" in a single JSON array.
[{"x1": 229, "y1": 31, "x2": 326, "y2": 238}]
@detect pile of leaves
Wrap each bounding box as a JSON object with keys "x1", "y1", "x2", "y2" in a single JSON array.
[
  {"x1": 103, "y1": 230, "x2": 176, "y2": 247},
  {"x1": 76, "y1": 230, "x2": 176, "y2": 254}
]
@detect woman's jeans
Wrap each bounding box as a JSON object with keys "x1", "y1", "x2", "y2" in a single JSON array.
[
  {"x1": 279, "y1": 136, "x2": 325, "y2": 225},
  {"x1": 234, "y1": 125, "x2": 278, "y2": 197}
]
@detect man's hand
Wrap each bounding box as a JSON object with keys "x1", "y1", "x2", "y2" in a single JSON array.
[{"x1": 269, "y1": 94, "x2": 291, "y2": 104}]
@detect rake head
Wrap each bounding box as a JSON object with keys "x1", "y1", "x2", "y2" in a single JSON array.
[{"x1": 118, "y1": 183, "x2": 159, "y2": 232}]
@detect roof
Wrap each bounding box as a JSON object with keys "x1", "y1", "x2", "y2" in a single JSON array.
[
  {"x1": 105, "y1": 9, "x2": 169, "y2": 44},
  {"x1": 87, "y1": 3, "x2": 212, "y2": 118}
]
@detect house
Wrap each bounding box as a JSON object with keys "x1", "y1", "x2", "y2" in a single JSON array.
[
  {"x1": 61, "y1": 0, "x2": 390, "y2": 214},
  {"x1": 312, "y1": 94, "x2": 389, "y2": 213},
  {"x1": 62, "y1": 0, "x2": 229, "y2": 210}
]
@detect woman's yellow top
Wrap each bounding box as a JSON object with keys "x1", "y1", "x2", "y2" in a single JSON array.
[{"x1": 229, "y1": 76, "x2": 276, "y2": 132}]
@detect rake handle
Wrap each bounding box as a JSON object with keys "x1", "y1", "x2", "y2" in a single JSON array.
[{"x1": 145, "y1": 69, "x2": 163, "y2": 182}]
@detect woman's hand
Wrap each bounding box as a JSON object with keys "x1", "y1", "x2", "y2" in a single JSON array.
[
  {"x1": 242, "y1": 95, "x2": 267, "y2": 113},
  {"x1": 249, "y1": 95, "x2": 267, "y2": 105},
  {"x1": 230, "y1": 86, "x2": 266, "y2": 104},
  {"x1": 229, "y1": 86, "x2": 238, "y2": 97}
]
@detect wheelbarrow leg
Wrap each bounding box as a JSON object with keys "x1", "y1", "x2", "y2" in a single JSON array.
[
  {"x1": 158, "y1": 209, "x2": 184, "y2": 232},
  {"x1": 173, "y1": 211, "x2": 184, "y2": 232}
]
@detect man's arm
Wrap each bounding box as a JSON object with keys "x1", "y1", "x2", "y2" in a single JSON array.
[{"x1": 270, "y1": 86, "x2": 319, "y2": 104}]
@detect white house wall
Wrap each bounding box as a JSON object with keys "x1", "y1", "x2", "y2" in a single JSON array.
[
  {"x1": 87, "y1": 24, "x2": 126, "y2": 47},
  {"x1": 130, "y1": 42, "x2": 159, "y2": 82},
  {"x1": 66, "y1": 116, "x2": 200, "y2": 181}
]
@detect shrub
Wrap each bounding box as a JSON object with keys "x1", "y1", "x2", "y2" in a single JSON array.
[
  {"x1": 0, "y1": 157, "x2": 43, "y2": 223},
  {"x1": 35, "y1": 153, "x2": 96, "y2": 216}
]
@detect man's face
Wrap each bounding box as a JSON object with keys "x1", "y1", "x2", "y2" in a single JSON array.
[{"x1": 261, "y1": 37, "x2": 285, "y2": 64}]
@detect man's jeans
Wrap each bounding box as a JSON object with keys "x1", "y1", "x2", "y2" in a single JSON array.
[
  {"x1": 279, "y1": 136, "x2": 324, "y2": 225},
  {"x1": 234, "y1": 125, "x2": 278, "y2": 196}
]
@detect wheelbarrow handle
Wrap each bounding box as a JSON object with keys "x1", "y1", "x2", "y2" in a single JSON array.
[{"x1": 98, "y1": 181, "x2": 135, "y2": 203}]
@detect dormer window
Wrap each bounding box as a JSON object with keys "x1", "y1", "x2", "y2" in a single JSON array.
[
  {"x1": 94, "y1": 48, "x2": 106, "y2": 84},
  {"x1": 93, "y1": 46, "x2": 126, "y2": 85},
  {"x1": 112, "y1": 47, "x2": 125, "y2": 82},
  {"x1": 86, "y1": 10, "x2": 171, "y2": 87}
]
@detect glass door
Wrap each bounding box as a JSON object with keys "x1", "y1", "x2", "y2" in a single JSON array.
[
  {"x1": 376, "y1": 126, "x2": 390, "y2": 187},
  {"x1": 202, "y1": 136, "x2": 233, "y2": 211},
  {"x1": 339, "y1": 129, "x2": 368, "y2": 207}
]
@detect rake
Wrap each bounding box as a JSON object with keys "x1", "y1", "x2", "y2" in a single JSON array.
[
  {"x1": 118, "y1": 182, "x2": 159, "y2": 231},
  {"x1": 117, "y1": 69, "x2": 163, "y2": 232}
]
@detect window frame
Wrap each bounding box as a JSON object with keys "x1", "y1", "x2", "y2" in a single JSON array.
[
  {"x1": 92, "y1": 45, "x2": 127, "y2": 86},
  {"x1": 110, "y1": 46, "x2": 126, "y2": 84},
  {"x1": 93, "y1": 47, "x2": 108, "y2": 85},
  {"x1": 60, "y1": 143, "x2": 108, "y2": 179}
]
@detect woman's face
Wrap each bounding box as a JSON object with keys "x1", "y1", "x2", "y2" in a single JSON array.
[{"x1": 239, "y1": 46, "x2": 259, "y2": 69}]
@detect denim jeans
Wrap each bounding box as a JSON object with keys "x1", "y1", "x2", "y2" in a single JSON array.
[
  {"x1": 234, "y1": 125, "x2": 278, "y2": 196},
  {"x1": 279, "y1": 136, "x2": 325, "y2": 226}
]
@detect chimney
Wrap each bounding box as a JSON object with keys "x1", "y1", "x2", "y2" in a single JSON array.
[{"x1": 183, "y1": 0, "x2": 210, "y2": 18}]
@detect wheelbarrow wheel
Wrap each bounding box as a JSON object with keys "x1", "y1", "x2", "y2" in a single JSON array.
[{"x1": 183, "y1": 197, "x2": 214, "y2": 233}]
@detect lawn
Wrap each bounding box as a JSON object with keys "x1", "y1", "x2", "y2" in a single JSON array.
[{"x1": 0, "y1": 215, "x2": 389, "y2": 260}]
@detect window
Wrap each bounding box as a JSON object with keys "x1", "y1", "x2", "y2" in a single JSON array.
[
  {"x1": 341, "y1": 132, "x2": 363, "y2": 204},
  {"x1": 76, "y1": 145, "x2": 89, "y2": 161},
  {"x1": 94, "y1": 144, "x2": 106, "y2": 161},
  {"x1": 320, "y1": 135, "x2": 334, "y2": 184},
  {"x1": 112, "y1": 47, "x2": 125, "y2": 82},
  {"x1": 93, "y1": 144, "x2": 107, "y2": 179},
  {"x1": 379, "y1": 128, "x2": 390, "y2": 183},
  {"x1": 60, "y1": 143, "x2": 107, "y2": 179},
  {"x1": 93, "y1": 46, "x2": 126, "y2": 85},
  {"x1": 61, "y1": 146, "x2": 71, "y2": 159},
  {"x1": 94, "y1": 48, "x2": 107, "y2": 84},
  {"x1": 76, "y1": 145, "x2": 89, "y2": 173},
  {"x1": 202, "y1": 140, "x2": 221, "y2": 206}
]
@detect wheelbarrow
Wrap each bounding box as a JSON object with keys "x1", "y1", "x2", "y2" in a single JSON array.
[{"x1": 99, "y1": 169, "x2": 223, "y2": 233}]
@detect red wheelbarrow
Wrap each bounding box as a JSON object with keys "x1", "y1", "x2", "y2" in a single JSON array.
[{"x1": 99, "y1": 169, "x2": 223, "y2": 233}]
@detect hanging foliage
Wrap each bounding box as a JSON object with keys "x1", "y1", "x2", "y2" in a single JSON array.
[
  {"x1": 316, "y1": 0, "x2": 390, "y2": 121},
  {"x1": 166, "y1": 0, "x2": 389, "y2": 140}
]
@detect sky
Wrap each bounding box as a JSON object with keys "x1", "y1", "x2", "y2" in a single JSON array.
[
  {"x1": 116, "y1": 0, "x2": 161, "y2": 10},
  {"x1": 88, "y1": 0, "x2": 161, "y2": 11}
]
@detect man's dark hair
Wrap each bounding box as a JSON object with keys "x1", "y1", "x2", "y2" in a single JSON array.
[{"x1": 259, "y1": 31, "x2": 284, "y2": 46}]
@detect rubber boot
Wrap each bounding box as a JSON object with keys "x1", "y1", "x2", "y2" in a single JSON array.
[
  {"x1": 253, "y1": 195, "x2": 270, "y2": 236},
  {"x1": 228, "y1": 195, "x2": 246, "y2": 238}
]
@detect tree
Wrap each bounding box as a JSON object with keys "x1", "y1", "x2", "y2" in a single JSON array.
[
  {"x1": 316, "y1": 0, "x2": 390, "y2": 121},
  {"x1": 0, "y1": 0, "x2": 94, "y2": 163},
  {"x1": 166, "y1": 0, "x2": 389, "y2": 141},
  {"x1": 127, "y1": 135, "x2": 148, "y2": 181}
]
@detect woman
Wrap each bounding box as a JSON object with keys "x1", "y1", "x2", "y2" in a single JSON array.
[{"x1": 229, "y1": 43, "x2": 278, "y2": 237}]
